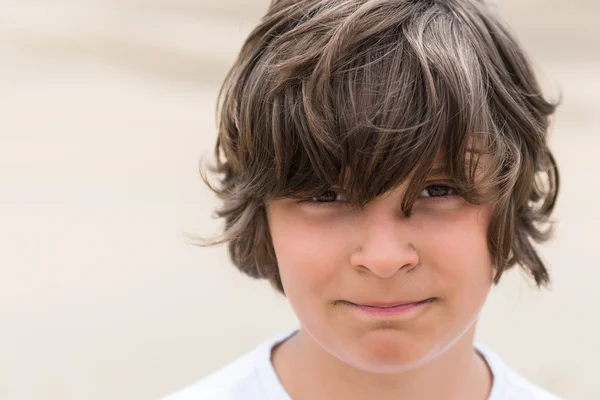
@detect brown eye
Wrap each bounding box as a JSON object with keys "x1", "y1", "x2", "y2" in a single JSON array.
[
  {"x1": 420, "y1": 184, "x2": 456, "y2": 198},
  {"x1": 311, "y1": 190, "x2": 347, "y2": 203}
]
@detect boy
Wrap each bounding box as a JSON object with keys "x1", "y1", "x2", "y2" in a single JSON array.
[{"x1": 165, "y1": 0, "x2": 562, "y2": 398}]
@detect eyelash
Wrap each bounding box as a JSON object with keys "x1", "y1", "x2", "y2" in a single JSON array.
[
  {"x1": 299, "y1": 184, "x2": 459, "y2": 208},
  {"x1": 419, "y1": 184, "x2": 458, "y2": 202}
]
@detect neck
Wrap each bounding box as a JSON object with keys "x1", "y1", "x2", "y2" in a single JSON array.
[{"x1": 272, "y1": 327, "x2": 492, "y2": 400}]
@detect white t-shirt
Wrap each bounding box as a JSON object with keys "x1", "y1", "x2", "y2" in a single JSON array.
[{"x1": 162, "y1": 330, "x2": 562, "y2": 400}]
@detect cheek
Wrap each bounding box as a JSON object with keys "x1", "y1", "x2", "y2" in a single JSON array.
[
  {"x1": 415, "y1": 205, "x2": 493, "y2": 287},
  {"x1": 411, "y1": 205, "x2": 494, "y2": 335},
  {"x1": 268, "y1": 211, "x2": 352, "y2": 296}
]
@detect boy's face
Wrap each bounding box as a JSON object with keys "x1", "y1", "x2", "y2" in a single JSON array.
[{"x1": 266, "y1": 170, "x2": 495, "y2": 373}]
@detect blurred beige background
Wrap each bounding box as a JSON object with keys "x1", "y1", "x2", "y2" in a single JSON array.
[{"x1": 1, "y1": 1, "x2": 598, "y2": 399}]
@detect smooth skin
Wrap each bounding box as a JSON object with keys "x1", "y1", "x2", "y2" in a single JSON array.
[{"x1": 266, "y1": 170, "x2": 495, "y2": 400}]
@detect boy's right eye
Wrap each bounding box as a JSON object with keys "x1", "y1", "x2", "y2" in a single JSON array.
[{"x1": 304, "y1": 190, "x2": 348, "y2": 204}]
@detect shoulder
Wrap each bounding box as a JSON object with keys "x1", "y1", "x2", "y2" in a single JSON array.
[
  {"x1": 502, "y1": 368, "x2": 564, "y2": 400},
  {"x1": 161, "y1": 347, "x2": 263, "y2": 400},
  {"x1": 476, "y1": 343, "x2": 564, "y2": 400},
  {"x1": 161, "y1": 330, "x2": 296, "y2": 400}
]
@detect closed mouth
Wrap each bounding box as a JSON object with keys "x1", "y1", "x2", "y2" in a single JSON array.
[{"x1": 348, "y1": 298, "x2": 436, "y2": 308}]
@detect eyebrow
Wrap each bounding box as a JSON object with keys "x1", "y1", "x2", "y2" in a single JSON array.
[
  {"x1": 334, "y1": 163, "x2": 451, "y2": 189},
  {"x1": 427, "y1": 164, "x2": 450, "y2": 178}
]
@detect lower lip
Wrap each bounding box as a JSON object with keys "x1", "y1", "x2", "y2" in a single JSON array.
[{"x1": 348, "y1": 299, "x2": 434, "y2": 317}]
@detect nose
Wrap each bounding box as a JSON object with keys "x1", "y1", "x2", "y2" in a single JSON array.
[{"x1": 349, "y1": 209, "x2": 419, "y2": 279}]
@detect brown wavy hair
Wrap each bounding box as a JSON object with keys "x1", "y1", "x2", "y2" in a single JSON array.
[{"x1": 199, "y1": 0, "x2": 559, "y2": 294}]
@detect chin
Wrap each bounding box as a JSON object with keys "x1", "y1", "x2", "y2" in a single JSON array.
[{"x1": 339, "y1": 330, "x2": 440, "y2": 374}]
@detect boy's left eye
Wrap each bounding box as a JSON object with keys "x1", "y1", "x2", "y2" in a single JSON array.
[{"x1": 419, "y1": 184, "x2": 456, "y2": 198}]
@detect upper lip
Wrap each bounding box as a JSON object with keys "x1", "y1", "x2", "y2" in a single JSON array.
[{"x1": 349, "y1": 299, "x2": 432, "y2": 308}]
